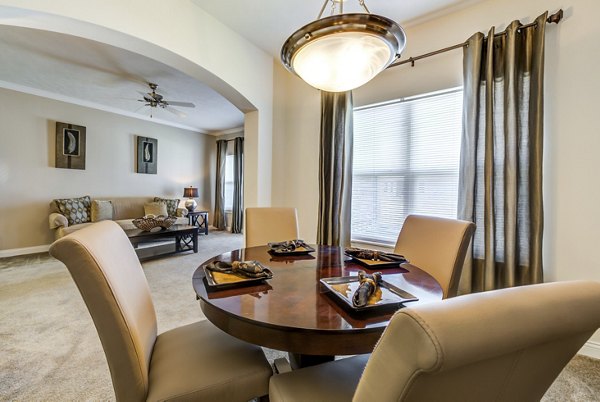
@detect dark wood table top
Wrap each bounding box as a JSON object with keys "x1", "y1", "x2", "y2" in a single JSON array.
[
  {"x1": 125, "y1": 224, "x2": 197, "y2": 240},
  {"x1": 192, "y1": 245, "x2": 443, "y2": 356}
]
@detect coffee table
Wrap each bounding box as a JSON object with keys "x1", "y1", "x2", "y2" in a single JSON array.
[{"x1": 125, "y1": 224, "x2": 198, "y2": 260}]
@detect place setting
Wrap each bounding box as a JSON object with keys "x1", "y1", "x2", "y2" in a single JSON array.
[
  {"x1": 203, "y1": 259, "x2": 274, "y2": 290},
  {"x1": 267, "y1": 239, "x2": 316, "y2": 261},
  {"x1": 320, "y1": 270, "x2": 419, "y2": 313},
  {"x1": 344, "y1": 247, "x2": 408, "y2": 269}
]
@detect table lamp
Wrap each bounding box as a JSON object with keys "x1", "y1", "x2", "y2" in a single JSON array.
[{"x1": 183, "y1": 186, "x2": 199, "y2": 212}]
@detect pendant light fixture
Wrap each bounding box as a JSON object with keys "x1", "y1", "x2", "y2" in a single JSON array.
[{"x1": 281, "y1": 0, "x2": 406, "y2": 92}]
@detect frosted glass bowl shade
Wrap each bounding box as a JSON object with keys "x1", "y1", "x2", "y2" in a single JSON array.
[{"x1": 281, "y1": 13, "x2": 406, "y2": 92}]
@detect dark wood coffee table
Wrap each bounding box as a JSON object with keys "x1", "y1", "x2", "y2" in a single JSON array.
[{"x1": 125, "y1": 224, "x2": 198, "y2": 260}]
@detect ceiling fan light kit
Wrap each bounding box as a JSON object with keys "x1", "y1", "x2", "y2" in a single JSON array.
[
  {"x1": 281, "y1": 0, "x2": 406, "y2": 92},
  {"x1": 138, "y1": 83, "x2": 195, "y2": 118}
]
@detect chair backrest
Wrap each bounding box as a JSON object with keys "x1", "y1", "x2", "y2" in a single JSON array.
[
  {"x1": 49, "y1": 220, "x2": 157, "y2": 402},
  {"x1": 244, "y1": 207, "x2": 299, "y2": 247},
  {"x1": 394, "y1": 215, "x2": 475, "y2": 298},
  {"x1": 354, "y1": 280, "x2": 600, "y2": 402}
]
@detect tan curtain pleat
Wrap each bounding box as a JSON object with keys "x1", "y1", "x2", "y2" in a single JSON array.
[
  {"x1": 231, "y1": 137, "x2": 244, "y2": 233},
  {"x1": 317, "y1": 91, "x2": 353, "y2": 247},
  {"x1": 458, "y1": 12, "x2": 547, "y2": 293},
  {"x1": 213, "y1": 139, "x2": 227, "y2": 230}
]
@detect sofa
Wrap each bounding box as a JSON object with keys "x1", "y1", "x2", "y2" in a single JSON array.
[{"x1": 49, "y1": 196, "x2": 189, "y2": 239}]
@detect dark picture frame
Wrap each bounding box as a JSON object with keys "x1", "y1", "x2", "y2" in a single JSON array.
[
  {"x1": 137, "y1": 136, "x2": 158, "y2": 174},
  {"x1": 55, "y1": 122, "x2": 86, "y2": 170}
]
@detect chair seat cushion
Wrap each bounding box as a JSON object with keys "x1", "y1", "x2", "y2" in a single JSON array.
[
  {"x1": 269, "y1": 355, "x2": 369, "y2": 402},
  {"x1": 146, "y1": 320, "x2": 272, "y2": 402}
]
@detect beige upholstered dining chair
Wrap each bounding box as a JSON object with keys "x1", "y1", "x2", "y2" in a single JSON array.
[
  {"x1": 244, "y1": 207, "x2": 299, "y2": 247},
  {"x1": 269, "y1": 280, "x2": 600, "y2": 402},
  {"x1": 394, "y1": 214, "x2": 475, "y2": 298},
  {"x1": 49, "y1": 220, "x2": 272, "y2": 402}
]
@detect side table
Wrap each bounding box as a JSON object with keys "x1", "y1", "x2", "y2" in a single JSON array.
[{"x1": 188, "y1": 210, "x2": 209, "y2": 235}]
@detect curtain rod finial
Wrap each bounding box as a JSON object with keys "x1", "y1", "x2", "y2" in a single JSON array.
[{"x1": 547, "y1": 9, "x2": 563, "y2": 24}]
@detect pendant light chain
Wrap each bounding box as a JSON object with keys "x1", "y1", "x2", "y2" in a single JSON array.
[
  {"x1": 318, "y1": 0, "x2": 371, "y2": 19},
  {"x1": 317, "y1": 0, "x2": 329, "y2": 19},
  {"x1": 358, "y1": 0, "x2": 371, "y2": 14}
]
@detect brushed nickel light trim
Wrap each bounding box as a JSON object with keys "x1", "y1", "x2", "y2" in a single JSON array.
[{"x1": 280, "y1": 1, "x2": 406, "y2": 92}]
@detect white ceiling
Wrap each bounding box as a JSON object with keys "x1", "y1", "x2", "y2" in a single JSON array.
[
  {"x1": 194, "y1": 0, "x2": 481, "y2": 58},
  {"x1": 0, "y1": 1, "x2": 481, "y2": 135},
  {"x1": 0, "y1": 24, "x2": 244, "y2": 134}
]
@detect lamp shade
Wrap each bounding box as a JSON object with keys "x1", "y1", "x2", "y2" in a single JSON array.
[
  {"x1": 281, "y1": 13, "x2": 406, "y2": 92},
  {"x1": 183, "y1": 187, "x2": 199, "y2": 198}
]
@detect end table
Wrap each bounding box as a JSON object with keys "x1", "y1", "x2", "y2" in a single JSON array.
[{"x1": 188, "y1": 210, "x2": 209, "y2": 235}]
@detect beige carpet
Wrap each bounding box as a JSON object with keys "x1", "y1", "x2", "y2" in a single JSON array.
[{"x1": 1, "y1": 230, "x2": 599, "y2": 401}]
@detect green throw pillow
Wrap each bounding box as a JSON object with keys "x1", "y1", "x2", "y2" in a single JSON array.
[
  {"x1": 153, "y1": 197, "x2": 179, "y2": 217},
  {"x1": 54, "y1": 196, "x2": 92, "y2": 226}
]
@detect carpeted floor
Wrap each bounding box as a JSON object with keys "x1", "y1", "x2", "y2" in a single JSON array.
[{"x1": 1, "y1": 229, "x2": 599, "y2": 401}]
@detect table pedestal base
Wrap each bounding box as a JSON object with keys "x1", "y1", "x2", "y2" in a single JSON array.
[{"x1": 288, "y1": 353, "x2": 335, "y2": 369}]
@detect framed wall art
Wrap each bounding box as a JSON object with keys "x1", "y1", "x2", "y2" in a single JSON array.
[
  {"x1": 55, "y1": 122, "x2": 86, "y2": 170},
  {"x1": 137, "y1": 136, "x2": 158, "y2": 174}
]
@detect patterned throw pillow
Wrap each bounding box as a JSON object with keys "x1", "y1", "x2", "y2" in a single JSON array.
[
  {"x1": 153, "y1": 197, "x2": 179, "y2": 217},
  {"x1": 54, "y1": 196, "x2": 92, "y2": 226},
  {"x1": 91, "y1": 200, "x2": 113, "y2": 222}
]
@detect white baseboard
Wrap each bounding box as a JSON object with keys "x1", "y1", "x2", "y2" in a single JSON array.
[
  {"x1": 0, "y1": 245, "x2": 50, "y2": 258},
  {"x1": 579, "y1": 341, "x2": 600, "y2": 359}
]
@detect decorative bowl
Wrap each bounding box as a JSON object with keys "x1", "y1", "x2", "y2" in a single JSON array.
[{"x1": 132, "y1": 215, "x2": 177, "y2": 231}]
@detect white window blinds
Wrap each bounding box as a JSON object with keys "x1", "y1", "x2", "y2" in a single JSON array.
[
  {"x1": 351, "y1": 88, "x2": 463, "y2": 245},
  {"x1": 224, "y1": 154, "x2": 234, "y2": 211}
]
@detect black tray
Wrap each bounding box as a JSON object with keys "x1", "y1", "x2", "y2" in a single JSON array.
[
  {"x1": 344, "y1": 253, "x2": 406, "y2": 269},
  {"x1": 320, "y1": 275, "x2": 418, "y2": 311},
  {"x1": 203, "y1": 266, "x2": 273, "y2": 290},
  {"x1": 267, "y1": 243, "x2": 315, "y2": 256}
]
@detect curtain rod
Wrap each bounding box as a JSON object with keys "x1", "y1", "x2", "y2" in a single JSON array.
[{"x1": 388, "y1": 9, "x2": 563, "y2": 69}]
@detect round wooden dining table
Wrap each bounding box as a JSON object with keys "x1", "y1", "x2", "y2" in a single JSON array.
[{"x1": 192, "y1": 245, "x2": 442, "y2": 367}]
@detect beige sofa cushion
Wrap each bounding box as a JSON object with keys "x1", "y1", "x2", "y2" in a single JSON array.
[
  {"x1": 110, "y1": 197, "x2": 154, "y2": 220},
  {"x1": 91, "y1": 200, "x2": 113, "y2": 222},
  {"x1": 144, "y1": 202, "x2": 168, "y2": 217}
]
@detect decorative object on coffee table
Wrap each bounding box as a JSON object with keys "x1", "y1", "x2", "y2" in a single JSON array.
[
  {"x1": 132, "y1": 215, "x2": 177, "y2": 231},
  {"x1": 136, "y1": 136, "x2": 157, "y2": 174},
  {"x1": 55, "y1": 122, "x2": 86, "y2": 170},
  {"x1": 183, "y1": 186, "x2": 199, "y2": 212}
]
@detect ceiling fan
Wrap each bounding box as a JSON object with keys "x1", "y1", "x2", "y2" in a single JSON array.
[{"x1": 137, "y1": 82, "x2": 195, "y2": 118}]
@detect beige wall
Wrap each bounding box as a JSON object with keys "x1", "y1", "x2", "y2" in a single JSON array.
[
  {"x1": 273, "y1": 0, "x2": 600, "y2": 283},
  {"x1": 0, "y1": 88, "x2": 213, "y2": 250},
  {"x1": 0, "y1": 0, "x2": 274, "y2": 210}
]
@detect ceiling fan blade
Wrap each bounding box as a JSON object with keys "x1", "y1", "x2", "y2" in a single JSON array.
[
  {"x1": 164, "y1": 106, "x2": 187, "y2": 118},
  {"x1": 165, "y1": 101, "x2": 195, "y2": 108}
]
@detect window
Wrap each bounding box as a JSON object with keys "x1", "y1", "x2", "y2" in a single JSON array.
[
  {"x1": 224, "y1": 154, "x2": 234, "y2": 211},
  {"x1": 351, "y1": 88, "x2": 463, "y2": 245}
]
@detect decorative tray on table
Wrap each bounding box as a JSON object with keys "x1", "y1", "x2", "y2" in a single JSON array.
[
  {"x1": 203, "y1": 260, "x2": 273, "y2": 290},
  {"x1": 267, "y1": 240, "x2": 315, "y2": 256},
  {"x1": 320, "y1": 275, "x2": 418, "y2": 312},
  {"x1": 344, "y1": 247, "x2": 408, "y2": 269}
]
